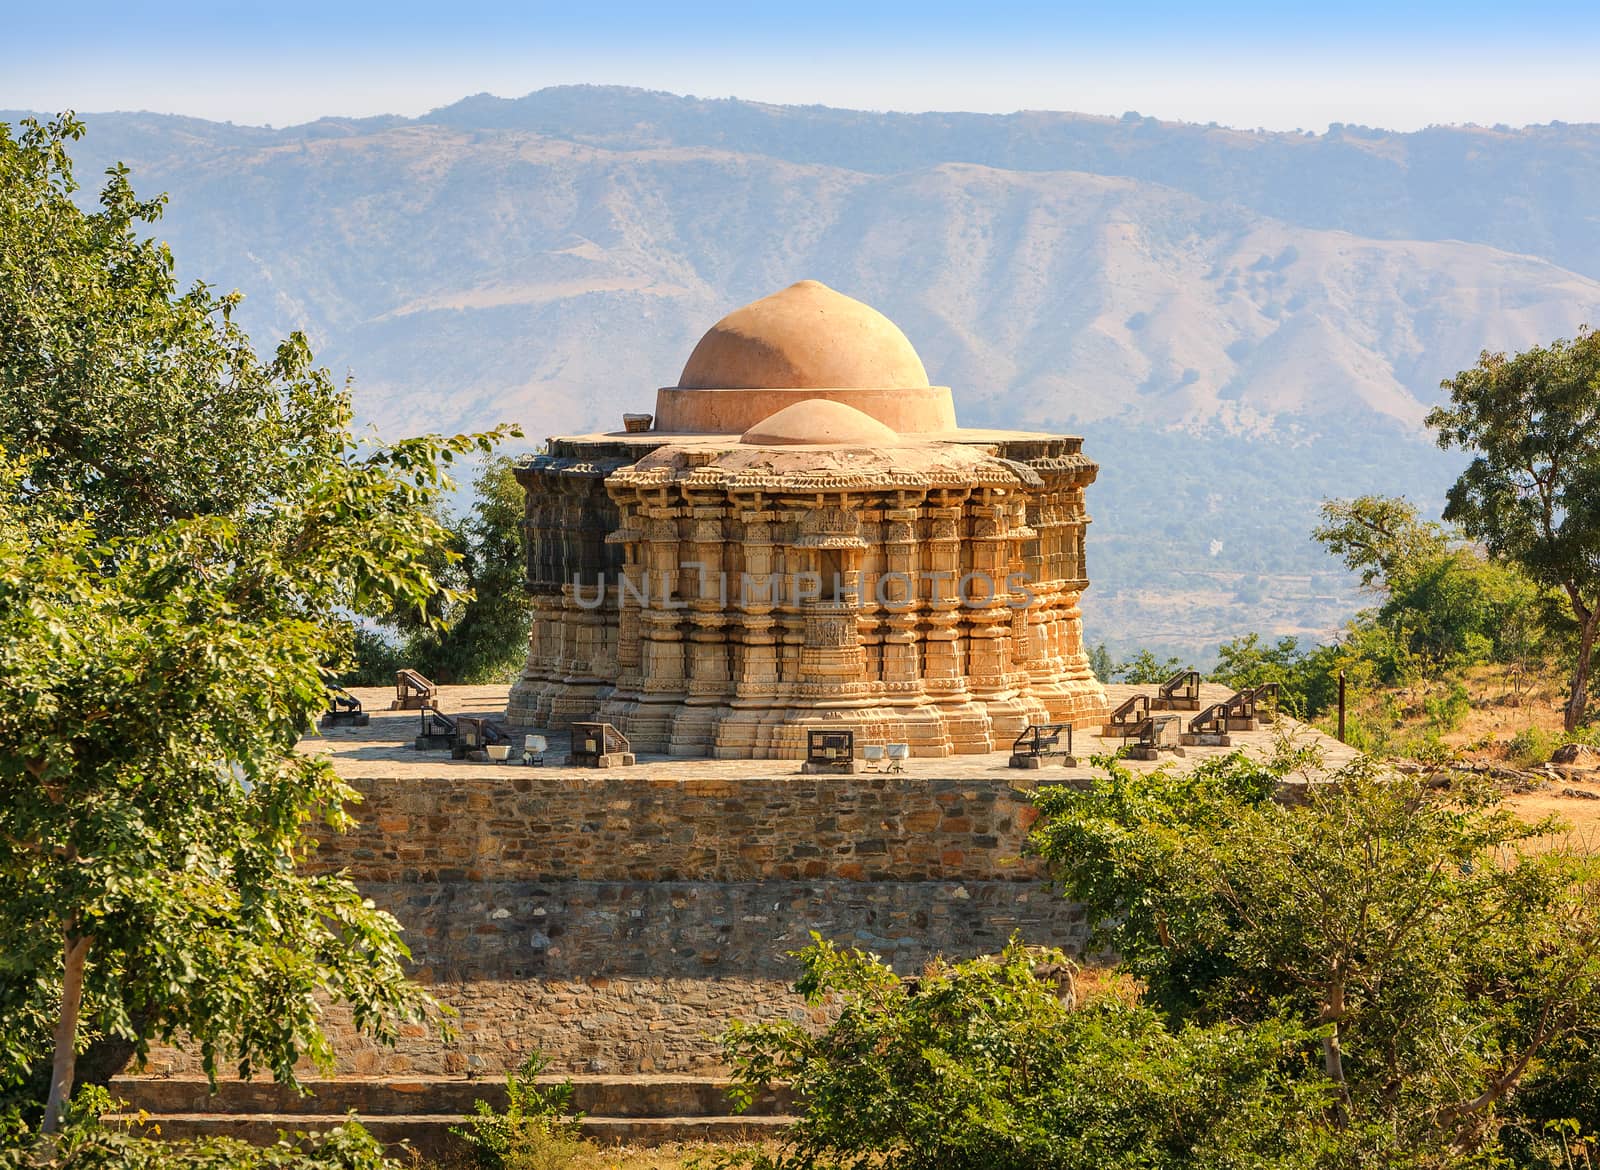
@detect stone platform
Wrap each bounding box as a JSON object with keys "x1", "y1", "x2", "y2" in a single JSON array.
[
  {"x1": 308, "y1": 683, "x2": 1357, "y2": 785},
  {"x1": 129, "y1": 681, "x2": 1354, "y2": 1150},
  {"x1": 151, "y1": 685, "x2": 1351, "y2": 1082},
  {"x1": 188, "y1": 681, "x2": 1357, "y2": 1080}
]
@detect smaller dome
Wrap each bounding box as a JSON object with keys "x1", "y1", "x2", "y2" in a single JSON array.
[{"x1": 740, "y1": 399, "x2": 901, "y2": 446}]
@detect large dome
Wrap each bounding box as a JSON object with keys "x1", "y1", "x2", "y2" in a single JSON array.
[{"x1": 677, "y1": 280, "x2": 930, "y2": 391}]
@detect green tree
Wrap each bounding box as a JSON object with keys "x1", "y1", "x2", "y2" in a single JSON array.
[
  {"x1": 1384, "y1": 548, "x2": 1542, "y2": 671},
  {"x1": 1427, "y1": 329, "x2": 1600, "y2": 729},
  {"x1": 1113, "y1": 649, "x2": 1186, "y2": 684},
  {"x1": 355, "y1": 456, "x2": 531, "y2": 684},
  {"x1": 1312, "y1": 495, "x2": 1450, "y2": 591},
  {"x1": 1211, "y1": 632, "x2": 1338, "y2": 718},
  {"x1": 1030, "y1": 751, "x2": 1600, "y2": 1160},
  {"x1": 0, "y1": 114, "x2": 513, "y2": 1131},
  {"x1": 1314, "y1": 495, "x2": 1545, "y2": 675},
  {"x1": 0, "y1": 118, "x2": 348, "y2": 542},
  {"x1": 1086, "y1": 643, "x2": 1115, "y2": 683}
]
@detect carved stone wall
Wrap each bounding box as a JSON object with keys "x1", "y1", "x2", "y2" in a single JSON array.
[{"x1": 509, "y1": 434, "x2": 1106, "y2": 756}]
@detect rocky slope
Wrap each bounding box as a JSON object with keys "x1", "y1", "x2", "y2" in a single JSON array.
[{"x1": 15, "y1": 92, "x2": 1600, "y2": 653}]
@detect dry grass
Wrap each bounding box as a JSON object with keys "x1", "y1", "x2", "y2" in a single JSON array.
[
  {"x1": 561, "y1": 1140, "x2": 778, "y2": 1170},
  {"x1": 1440, "y1": 665, "x2": 1570, "y2": 751},
  {"x1": 1365, "y1": 664, "x2": 1600, "y2": 841}
]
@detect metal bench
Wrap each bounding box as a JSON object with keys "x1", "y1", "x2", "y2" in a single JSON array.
[
  {"x1": 453, "y1": 715, "x2": 509, "y2": 760},
  {"x1": 1246, "y1": 682, "x2": 1280, "y2": 723},
  {"x1": 1222, "y1": 689, "x2": 1259, "y2": 731},
  {"x1": 390, "y1": 668, "x2": 438, "y2": 711},
  {"x1": 320, "y1": 685, "x2": 370, "y2": 728},
  {"x1": 414, "y1": 704, "x2": 457, "y2": 750},
  {"x1": 1180, "y1": 703, "x2": 1232, "y2": 746},
  {"x1": 1102, "y1": 693, "x2": 1151, "y2": 739},
  {"x1": 1125, "y1": 713, "x2": 1185, "y2": 760}
]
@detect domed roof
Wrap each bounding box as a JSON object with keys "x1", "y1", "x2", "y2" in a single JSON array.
[
  {"x1": 678, "y1": 280, "x2": 931, "y2": 391},
  {"x1": 740, "y1": 398, "x2": 901, "y2": 446}
]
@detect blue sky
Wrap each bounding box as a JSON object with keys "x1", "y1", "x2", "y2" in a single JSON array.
[{"x1": 6, "y1": 0, "x2": 1599, "y2": 131}]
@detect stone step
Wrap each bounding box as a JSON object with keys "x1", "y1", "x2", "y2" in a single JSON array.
[
  {"x1": 107, "y1": 1112, "x2": 792, "y2": 1156},
  {"x1": 110, "y1": 1075, "x2": 793, "y2": 1120}
]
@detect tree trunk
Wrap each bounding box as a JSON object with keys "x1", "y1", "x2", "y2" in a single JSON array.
[
  {"x1": 1566, "y1": 611, "x2": 1599, "y2": 732},
  {"x1": 1320, "y1": 976, "x2": 1350, "y2": 1126},
  {"x1": 1321, "y1": 979, "x2": 1347, "y2": 1086},
  {"x1": 42, "y1": 932, "x2": 91, "y2": 1135}
]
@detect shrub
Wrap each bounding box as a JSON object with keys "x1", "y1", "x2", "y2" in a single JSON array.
[
  {"x1": 1508, "y1": 726, "x2": 1561, "y2": 769},
  {"x1": 0, "y1": 1088, "x2": 399, "y2": 1170},
  {"x1": 1422, "y1": 679, "x2": 1472, "y2": 732},
  {"x1": 719, "y1": 935, "x2": 1330, "y2": 1170},
  {"x1": 1031, "y1": 752, "x2": 1600, "y2": 1164},
  {"x1": 450, "y1": 1053, "x2": 585, "y2": 1170}
]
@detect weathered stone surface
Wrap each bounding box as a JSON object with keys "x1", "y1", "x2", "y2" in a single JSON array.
[
  {"x1": 384, "y1": 878, "x2": 1084, "y2": 979},
  {"x1": 143, "y1": 879, "x2": 1081, "y2": 1076},
  {"x1": 310, "y1": 773, "x2": 1048, "y2": 884}
]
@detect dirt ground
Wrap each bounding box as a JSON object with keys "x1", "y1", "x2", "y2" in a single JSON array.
[
  {"x1": 1441, "y1": 667, "x2": 1570, "y2": 749},
  {"x1": 1415, "y1": 666, "x2": 1600, "y2": 841}
]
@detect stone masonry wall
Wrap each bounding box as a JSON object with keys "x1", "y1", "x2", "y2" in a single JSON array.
[
  {"x1": 386, "y1": 878, "x2": 1081, "y2": 980},
  {"x1": 147, "y1": 878, "x2": 1083, "y2": 1077},
  {"x1": 312, "y1": 773, "x2": 1047, "y2": 884},
  {"x1": 135, "y1": 772, "x2": 1084, "y2": 1076}
]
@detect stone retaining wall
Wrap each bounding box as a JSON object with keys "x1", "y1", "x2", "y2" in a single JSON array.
[
  {"x1": 141, "y1": 772, "x2": 1086, "y2": 1077},
  {"x1": 314, "y1": 773, "x2": 1047, "y2": 883},
  {"x1": 385, "y1": 878, "x2": 1082, "y2": 979}
]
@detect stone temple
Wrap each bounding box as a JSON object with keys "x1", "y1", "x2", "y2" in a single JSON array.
[{"x1": 507, "y1": 280, "x2": 1109, "y2": 755}]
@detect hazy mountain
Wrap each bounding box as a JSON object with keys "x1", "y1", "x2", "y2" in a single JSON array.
[
  {"x1": 418, "y1": 88, "x2": 1600, "y2": 281},
  {"x1": 12, "y1": 90, "x2": 1600, "y2": 656}
]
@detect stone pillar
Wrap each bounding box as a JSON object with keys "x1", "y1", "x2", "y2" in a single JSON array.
[
  {"x1": 761, "y1": 498, "x2": 873, "y2": 759},
  {"x1": 669, "y1": 499, "x2": 735, "y2": 756},
  {"x1": 964, "y1": 491, "x2": 1046, "y2": 740},
  {"x1": 920, "y1": 496, "x2": 992, "y2": 753},
  {"x1": 713, "y1": 508, "x2": 783, "y2": 758},
  {"x1": 625, "y1": 508, "x2": 689, "y2": 752},
  {"x1": 873, "y1": 499, "x2": 952, "y2": 756}
]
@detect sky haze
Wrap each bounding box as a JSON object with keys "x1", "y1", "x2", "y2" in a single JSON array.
[{"x1": 8, "y1": 0, "x2": 1600, "y2": 131}]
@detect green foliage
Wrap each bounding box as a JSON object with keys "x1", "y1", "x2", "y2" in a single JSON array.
[
  {"x1": 1086, "y1": 643, "x2": 1115, "y2": 683},
  {"x1": 720, "y1": 934, "x2": 1331, "y2": 1170},
  {"x1": 1313, "y1": 495, "x2": 1554, "y2": 686},
  {"x1": 1421, "y1": 679, "x2": 1472, "y2": 732},
  {"x1": 350, "y1": 456, "x2": 531, "y2": 685},
  {"x1": 1111, "y1": 650, "x2": 1187, "y2": 684},
  {"x1": 0, "y1": 116, "x2": 347, "y2": 543},
  {"x1": 1211, "y1": 632, "x2": 1339, "y2": 718},
  {"x1": 1313, "y1": 494, "x2": 1451, "y2": 590},
  {"x1": 1030, "y1": 751, "x2": 1600, "y2": 1162},
  {"x1": 0, "y1": 1090, "x2": 399, "y2": 1170},
  {"x1": 1217, "y1": 492, "x2": 1572, "y2": 753},
  {"x1": 1381, "y1": 547, "x2": 1544, "y2": 673},
  {"x1": 451, "y1": 1053, "x2": 585, "y2": 1170},
  {"x1": 1428, "y1": 329, "x2": 1600, "y2": 729},
  {"x1": 0, "y1": 113, "x2": 520, "y2": 1126}
]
